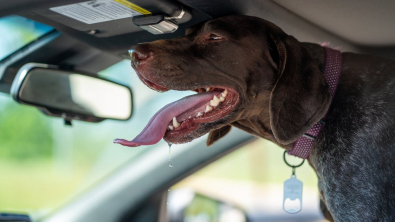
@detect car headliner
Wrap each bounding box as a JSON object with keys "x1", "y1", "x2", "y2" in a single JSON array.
[
  {"x1": 1, "y1": 0, "x2": 394, "y2": 57},
  {"x1": 0, "y1": 0, "x2": 394, "y2": 95}
]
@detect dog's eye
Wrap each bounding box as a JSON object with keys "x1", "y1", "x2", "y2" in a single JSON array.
[{"x1": 208, "y1": 34, "x2": 223, "y2": 41}]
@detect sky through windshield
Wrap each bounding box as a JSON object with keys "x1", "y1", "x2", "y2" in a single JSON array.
[{"x1": 0, "y1": 15, "x2": 53, "y2": 61}]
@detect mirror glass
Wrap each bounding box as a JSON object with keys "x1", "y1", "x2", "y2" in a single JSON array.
[
  {"x1": 18, "y1": 68, "x2": 132, "y2": 120},
  {"x1": 167, "y1": 189, "x2": 247, "y2": 222}
]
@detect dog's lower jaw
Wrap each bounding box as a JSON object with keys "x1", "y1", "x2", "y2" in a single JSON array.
[
  {"x1": 163, "y1": 127, "x2": 201, "y2": 144},
  {"x1": 231, "y1": 120, "x2": 295, "y2": 151}
]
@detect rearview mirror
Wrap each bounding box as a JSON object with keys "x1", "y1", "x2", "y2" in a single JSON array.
[
  {"x1": 11, "y1": 63, "x2": 133, "y2": 123},
  {"x1": 167, "y1": 189, "x2": 247, "y2": 222}
]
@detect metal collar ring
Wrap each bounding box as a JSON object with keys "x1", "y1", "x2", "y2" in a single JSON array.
[{"x1": 283, "y1": 151, "x2": 305, "y2": 168}]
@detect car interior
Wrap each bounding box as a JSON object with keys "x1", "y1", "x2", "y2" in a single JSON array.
[{"x1": 0, "y1": 0, "x2": 394, "y2": 222}]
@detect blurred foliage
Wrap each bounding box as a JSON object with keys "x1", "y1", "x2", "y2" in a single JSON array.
[
  {"x1": 184, "y1": 194, "x2": 220, "y2": 222},
  {"x1": 0, "y1": 15, "x2": 55, "y2": 160},
  {"x1": 0, "y1": 159, "x2": 88, "y2": 211},
  {"x1": 0, "y1": 16, "x2": 151, "y2": 214},
  {"x1": 0, "y1": 96, "x2": 53, "y2": 160},
  {"x1": 0, "y1": 59, "x2": 153, "y2": 212}
]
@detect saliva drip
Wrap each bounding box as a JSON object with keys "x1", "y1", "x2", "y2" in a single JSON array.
[
  {"x1": 167, "y1": 189, "x2": 170, "y2": 205},
  {"x1": 166, "y1": 144, "x2": 174, "y2": 206},
  {"x1": 168, "y1": 144, "x2": 173, "y2": 168}
]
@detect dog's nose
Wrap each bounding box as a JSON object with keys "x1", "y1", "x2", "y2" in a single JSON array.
[{"x1": 130, "y1": 44, "x2": 151, "y2": 68}]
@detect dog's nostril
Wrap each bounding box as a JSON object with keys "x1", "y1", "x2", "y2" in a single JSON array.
[
  {"x1": 131, "y1": 51, "x2": 151, "y2": 68},
  {"x1": 133, "y1": 51, "x2": 149, "y2": 61},
  {"x1": 131, "y1": 51, "x2": 147, "y2": 68},
  {"x1": 130, "y1": 44, "x2": 152, "y2": 68}
]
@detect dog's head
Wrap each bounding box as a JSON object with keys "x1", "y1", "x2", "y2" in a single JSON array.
[{"x1": 116, "y1": 15, "x2": 330, "y2": 148}]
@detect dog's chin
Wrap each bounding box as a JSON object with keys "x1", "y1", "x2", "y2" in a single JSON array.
[
  {"x1": 163, "y1": 118, "x2": 234, "y2": 144},
  {"x1": 163, "y1": 124, "x2": 209, "y2": 144}
]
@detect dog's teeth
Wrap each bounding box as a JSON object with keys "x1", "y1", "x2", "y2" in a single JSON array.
[
  {"x1": 173, "y1": 117, "x2": 180, "y2": 128},
  {"x1": 205, "y1": 105, "x2": 213, "y2": 112},
  {"x1": 219, "y1": 96, "x2": 225, "y2": 102},
  {"x1": 210, "y1": 95, "x2": 220, "y2": 107},
  {"x1": 206, "y1": 87, "x2": 211, "y2": 92},
  {"x1": 196, "y1": 112, "x2": 202, "y2": 117},
  {"x1": 168, "y1": 125, "x2": 174, "y2": 130},
  {"x1": 210, "y1": 100, "x2": 218, "y2": 107},
  {"x1": 221, "y1": 89, "x2": 228, "y2": 97},
  {"x1": 189, "y1": 116, "x2": 191, "y2": 119},
  {"x1": 214, "y1": 95, "x2": 221, "y2": 103}
]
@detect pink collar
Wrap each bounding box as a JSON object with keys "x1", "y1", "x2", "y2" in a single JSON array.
[{"x1": 287, "y1": 47, "x2": 342, "y2": 159}]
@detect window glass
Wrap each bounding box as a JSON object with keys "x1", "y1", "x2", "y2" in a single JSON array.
[
  {"x1": 169, "y1": 139, "x2": 325, "y2": 221},
  {"x1": 0, "y1": 15, "x2": 54, "y2": 61},
  {"x1": 0, "y1": 59, "x2": 194, "y2": 218}
]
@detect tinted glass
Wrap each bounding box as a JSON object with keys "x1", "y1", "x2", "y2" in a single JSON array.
[
  {"x1": 0, "y1": 60, "x2": 194, "y2": 216},
  {"x1": 0, "y1": 15, "x2": 53, "y2": 61}
]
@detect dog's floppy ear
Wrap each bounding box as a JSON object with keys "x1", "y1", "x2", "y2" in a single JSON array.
[
  {"x1": 185, "y1": 23, "x2": 200, "y2": 35},
  {"x1": 206, "y1": 125, "x2": 232, "y2": 146},
  {"x1": 269, "y1": 34, "x2": 331, "y2": 145}
]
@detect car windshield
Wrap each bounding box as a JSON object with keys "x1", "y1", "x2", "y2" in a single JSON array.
[
  {"x1": 0, "y1": 16, "x2": 197, "y2": 217},
  {"x1": 0, "y1": 15, "x2": 53, "y2": 61},
  {"x1": 1, "y1": 15, "x2": 321, "y2": 221}
]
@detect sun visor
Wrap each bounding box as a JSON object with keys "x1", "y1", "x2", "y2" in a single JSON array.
[{"x1": 33, "y1": 0, "x2": 192, "y2": 37}]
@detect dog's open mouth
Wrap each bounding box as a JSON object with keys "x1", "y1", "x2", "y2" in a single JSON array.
[
  {"x1": 114, "y1": 80, "x2": 239, "y2": 147},
  {"x1": 165, "y1": 87, "x2": 238, "y2": 140}
]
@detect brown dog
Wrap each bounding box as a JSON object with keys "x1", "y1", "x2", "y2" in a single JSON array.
[{"x1": 115, "y1": 15, "x2": 395, "y2": 221}]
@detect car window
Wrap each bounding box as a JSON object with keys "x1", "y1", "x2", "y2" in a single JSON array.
[
  {"x1": 169, "y1": 139, "x2": 325, "y2": 221},
  {"x1": 0, "y1": 15, "x2": 53, "y2": 61},
  {"x1": 0, "y1": 58, "x2": 194, "y2": 217}
]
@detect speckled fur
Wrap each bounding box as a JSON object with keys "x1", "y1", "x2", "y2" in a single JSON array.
[{"x1": 309, "y1": 52, "x2": 395, "y2": 221}]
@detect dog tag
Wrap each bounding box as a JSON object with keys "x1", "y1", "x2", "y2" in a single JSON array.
[{"x1": 283, "y1": 175, "x2": 303, "y2": 214}]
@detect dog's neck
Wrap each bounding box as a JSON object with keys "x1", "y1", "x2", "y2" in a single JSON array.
[
  {"x1": 302, "y1": 43, "x2": 326, "y2": 73},
  {"x1": 233, "y1": 43, "x2": 327, "y2": 151}
]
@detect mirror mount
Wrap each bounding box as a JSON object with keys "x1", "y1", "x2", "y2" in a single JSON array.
[
  {"x1": 39, "y1": 107, "x2": 105, "y2": 123},
  {"x1": 64, "y1": 119, "x2": 72, "y2": 126},
  {"x1": 11, "y1": 63, "x2": 133, "y2": 123}
]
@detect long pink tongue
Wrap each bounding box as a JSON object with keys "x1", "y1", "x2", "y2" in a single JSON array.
[{"x1": 113, "y1": 92, "x2": 218, "y2": 147}]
